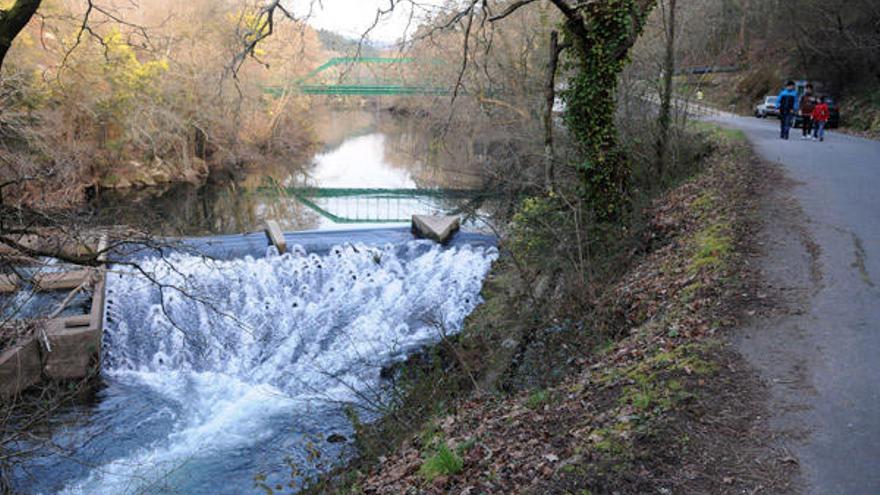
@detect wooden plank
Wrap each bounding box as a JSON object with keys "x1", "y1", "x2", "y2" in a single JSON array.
[
  {"x1": 33, "y1": 270, "x2": 91, "y2": 291},
  {"x1": 264, "y1": 220, "x2": 287, "y2": 254}
]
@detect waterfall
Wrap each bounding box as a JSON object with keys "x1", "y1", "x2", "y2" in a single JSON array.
[{"x1": 42, "y1": 239, "x2": 497, "y2": 494}]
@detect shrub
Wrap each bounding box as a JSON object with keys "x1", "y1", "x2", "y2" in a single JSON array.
[
  {"x1": 526, "y1": 389, "x2": 551, "y2": 409},
  {"x1": 418, "y1": 443, "x2": 464, "y2": 481}
]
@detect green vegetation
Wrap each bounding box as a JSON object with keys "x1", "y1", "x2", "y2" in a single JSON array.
[
  {"x1": 842, "y1": 88, "x2": 880, "y2": 138},
  {"x1": 689, "y1": 223, "x2": 733, "y2": 273},
  {"x1": 560, "y1": 0, "x2": 655, "y2": 219},
  {"x1": 689, "y1": 121, "x2": 747, "y2": 143},
  {"x1": 418, "y1": 443, "x2": 464, "y2": 481},
  {"x1": 526, "y1": 389, "x2": 552, "y2": 409}
]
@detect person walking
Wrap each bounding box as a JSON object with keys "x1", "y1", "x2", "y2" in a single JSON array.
[
  {"x1": 812, "y1": 96, "x2": 830, "y2": 142},
  {"x1": 777, "y1": 80, "x2": 798, "y2": 140},
  {"x1": 799, "y1": 84, "x2": 816, "y2": 139}
]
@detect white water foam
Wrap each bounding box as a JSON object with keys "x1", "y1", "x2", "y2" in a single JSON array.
[{"x1": 56, "y1": 241, "x2": 497, "y2": 494}]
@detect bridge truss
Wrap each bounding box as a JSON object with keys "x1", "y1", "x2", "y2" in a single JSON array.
[{"x1": 265, "y1": 57, "x2": 450, "y2": 97}]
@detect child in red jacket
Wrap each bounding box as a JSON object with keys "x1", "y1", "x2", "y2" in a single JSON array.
[{"x1": 812, "y1": 97, "x2": 830, "y2": 142}]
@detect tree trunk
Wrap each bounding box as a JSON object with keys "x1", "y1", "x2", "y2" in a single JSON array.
[
  {"x1": 543, "y1": 31, "x2": 562, "y2": 193},
  {"x1": 194, "y1": 126, "x2": 208, "y2": 160},
  {"x1": 738, "y1": 0, "x2": 751, "y2": 60},
  {"x1": 555, "y1": 0, "x2": 656, "y2": 221},
  {"x1": 656, "y1": 0, "x2": 677, "y2": 180},
  {"x1": 0, "y1": 0, "x2": 42, "y2": 73}
]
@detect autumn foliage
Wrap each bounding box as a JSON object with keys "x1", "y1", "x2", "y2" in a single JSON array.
[{"x1": 0, "y1": 0, "x2": 324, "y2": 205}]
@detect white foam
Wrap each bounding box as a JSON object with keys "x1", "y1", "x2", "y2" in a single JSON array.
[{"x1": 59, "y1": 241, "x2": 496, "y2": 493}]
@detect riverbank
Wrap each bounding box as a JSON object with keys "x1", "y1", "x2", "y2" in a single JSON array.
[
  {"x1": 81, "y1": 106, "x2": 488, "y2": 237},
  {"x1": 305, "y1": 128, "x2": 796, "y2": 494}
]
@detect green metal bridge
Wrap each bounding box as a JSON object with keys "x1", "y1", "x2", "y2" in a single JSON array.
[
  {"x1": 265, "y1": 57, "x2": 450, "y2": 97},
  {"x1": 258, "y1": 186, "x2": 483, "y2": 224}
]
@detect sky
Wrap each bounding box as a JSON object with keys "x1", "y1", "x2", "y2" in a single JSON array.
[{"x1": 294, "y1": 0, "x2": 449, "y2": 44}]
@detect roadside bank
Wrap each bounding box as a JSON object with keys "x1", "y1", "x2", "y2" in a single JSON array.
[{"x1": 303, "y1": 127, "x2": 798, "y2": 494}]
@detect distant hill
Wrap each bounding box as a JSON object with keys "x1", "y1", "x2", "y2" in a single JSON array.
[{"x1": 317, "y1": 29, "x2": 381, "y2": 57}]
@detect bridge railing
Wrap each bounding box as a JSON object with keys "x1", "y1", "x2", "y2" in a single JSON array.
[
  {"x1": 264, "y1": 57, "x2": 450, "y2": 97},
  {"x1": 258, "y1": 187, "x2": 483, "y2": 224}
]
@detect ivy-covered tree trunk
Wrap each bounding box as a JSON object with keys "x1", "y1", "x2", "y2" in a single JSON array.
[
  {"x1": 555, "y1": 0, "x2": 655, "y2": 221},
  {"x1": 0, "y1": 0, "x2": 41, "y2": 73}
]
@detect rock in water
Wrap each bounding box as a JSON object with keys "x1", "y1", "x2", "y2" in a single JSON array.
[
  {"x1": 411, "y1": 215, "x2": 460, "y2": 243},
  {"x1": 327, "y1": 433, "x2": 347, "y2": 443}
]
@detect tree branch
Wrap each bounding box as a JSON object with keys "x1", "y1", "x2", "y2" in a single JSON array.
[
  {"x1": 488, "y1": 0, "x2": 538, "y2": 22},
  {"x1": 0, "y1": 0, "x2": 42, "y2": 73}
]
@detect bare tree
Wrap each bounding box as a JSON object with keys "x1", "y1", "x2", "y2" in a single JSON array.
[
  {"x1": 655, "y1": 0, "x2": 676, "y2": 179},
  {"x1": 331, "y1": 0, "x2": 655, "y2": 216},
  {"x1": 543, "y1": 30, "x2": 568, "y2": 192}
]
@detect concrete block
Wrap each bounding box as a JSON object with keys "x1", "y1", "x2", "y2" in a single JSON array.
[
  {"x1": 412, "y1": 215, "x2": 460, "y2": 243},
  {"x1": 0, "y1": 338, "x2": 43, "y2": 397},
  {"x1": 43, "y1": 320, "x2": 101, "y2": 380},
  {"x1": 90, "y1": 274, "x2": 105, "y2": 329},
  {"x1": 264, "y1": 220, "x2": 287, "y2": 254}
]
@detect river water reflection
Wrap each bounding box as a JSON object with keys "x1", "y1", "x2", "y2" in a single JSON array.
[
  {"x1": 91, "y1": 107, "x2": 485, "y2": 236},
  {"x1": 15, "y1": 107, "x2": 499, "y2": 494}
]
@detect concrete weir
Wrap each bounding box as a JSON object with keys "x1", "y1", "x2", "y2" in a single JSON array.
[
  {"x1": 2, "y1": 221, "x2": 479, "y2": 397},
  {"x1": 263, "y1": 216, "x2": 463, "y2": 251},
  {"x1": 0, "y1": 238, "x2": 107, "y2": 397}
]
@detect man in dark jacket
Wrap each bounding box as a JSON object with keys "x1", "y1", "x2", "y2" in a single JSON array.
[
  {"x1": 799, "y1": 84, "x2": 816, "y2": 139},
  {"x1": 777, "y1": 80, "x2": 798, "y2": 140}
]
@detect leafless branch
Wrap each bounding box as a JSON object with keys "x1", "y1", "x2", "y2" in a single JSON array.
[{"x1": 489, "y1": 0, "x2": 538, "y2": 22}]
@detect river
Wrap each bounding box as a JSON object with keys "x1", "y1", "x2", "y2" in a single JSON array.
[
  {"x1": 89, "y1": 107, "x2": 487, "y2": 235},
  {"x1": 12, "y1": 107, "x2": 499, "y2": 494}
]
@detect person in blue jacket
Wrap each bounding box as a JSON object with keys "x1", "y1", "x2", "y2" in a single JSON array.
[{"x1": 777, "y1": 80, "x2": 798, "y2": 140}]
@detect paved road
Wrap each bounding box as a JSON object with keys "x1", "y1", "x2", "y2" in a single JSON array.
[{"x1": 712, "y1": 115, "x2": 880, "y2": 494}]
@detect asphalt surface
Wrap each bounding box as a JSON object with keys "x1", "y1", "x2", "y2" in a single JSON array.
[{"x1": 713, "y1": 115, "x2": 880, "y2": 494}]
